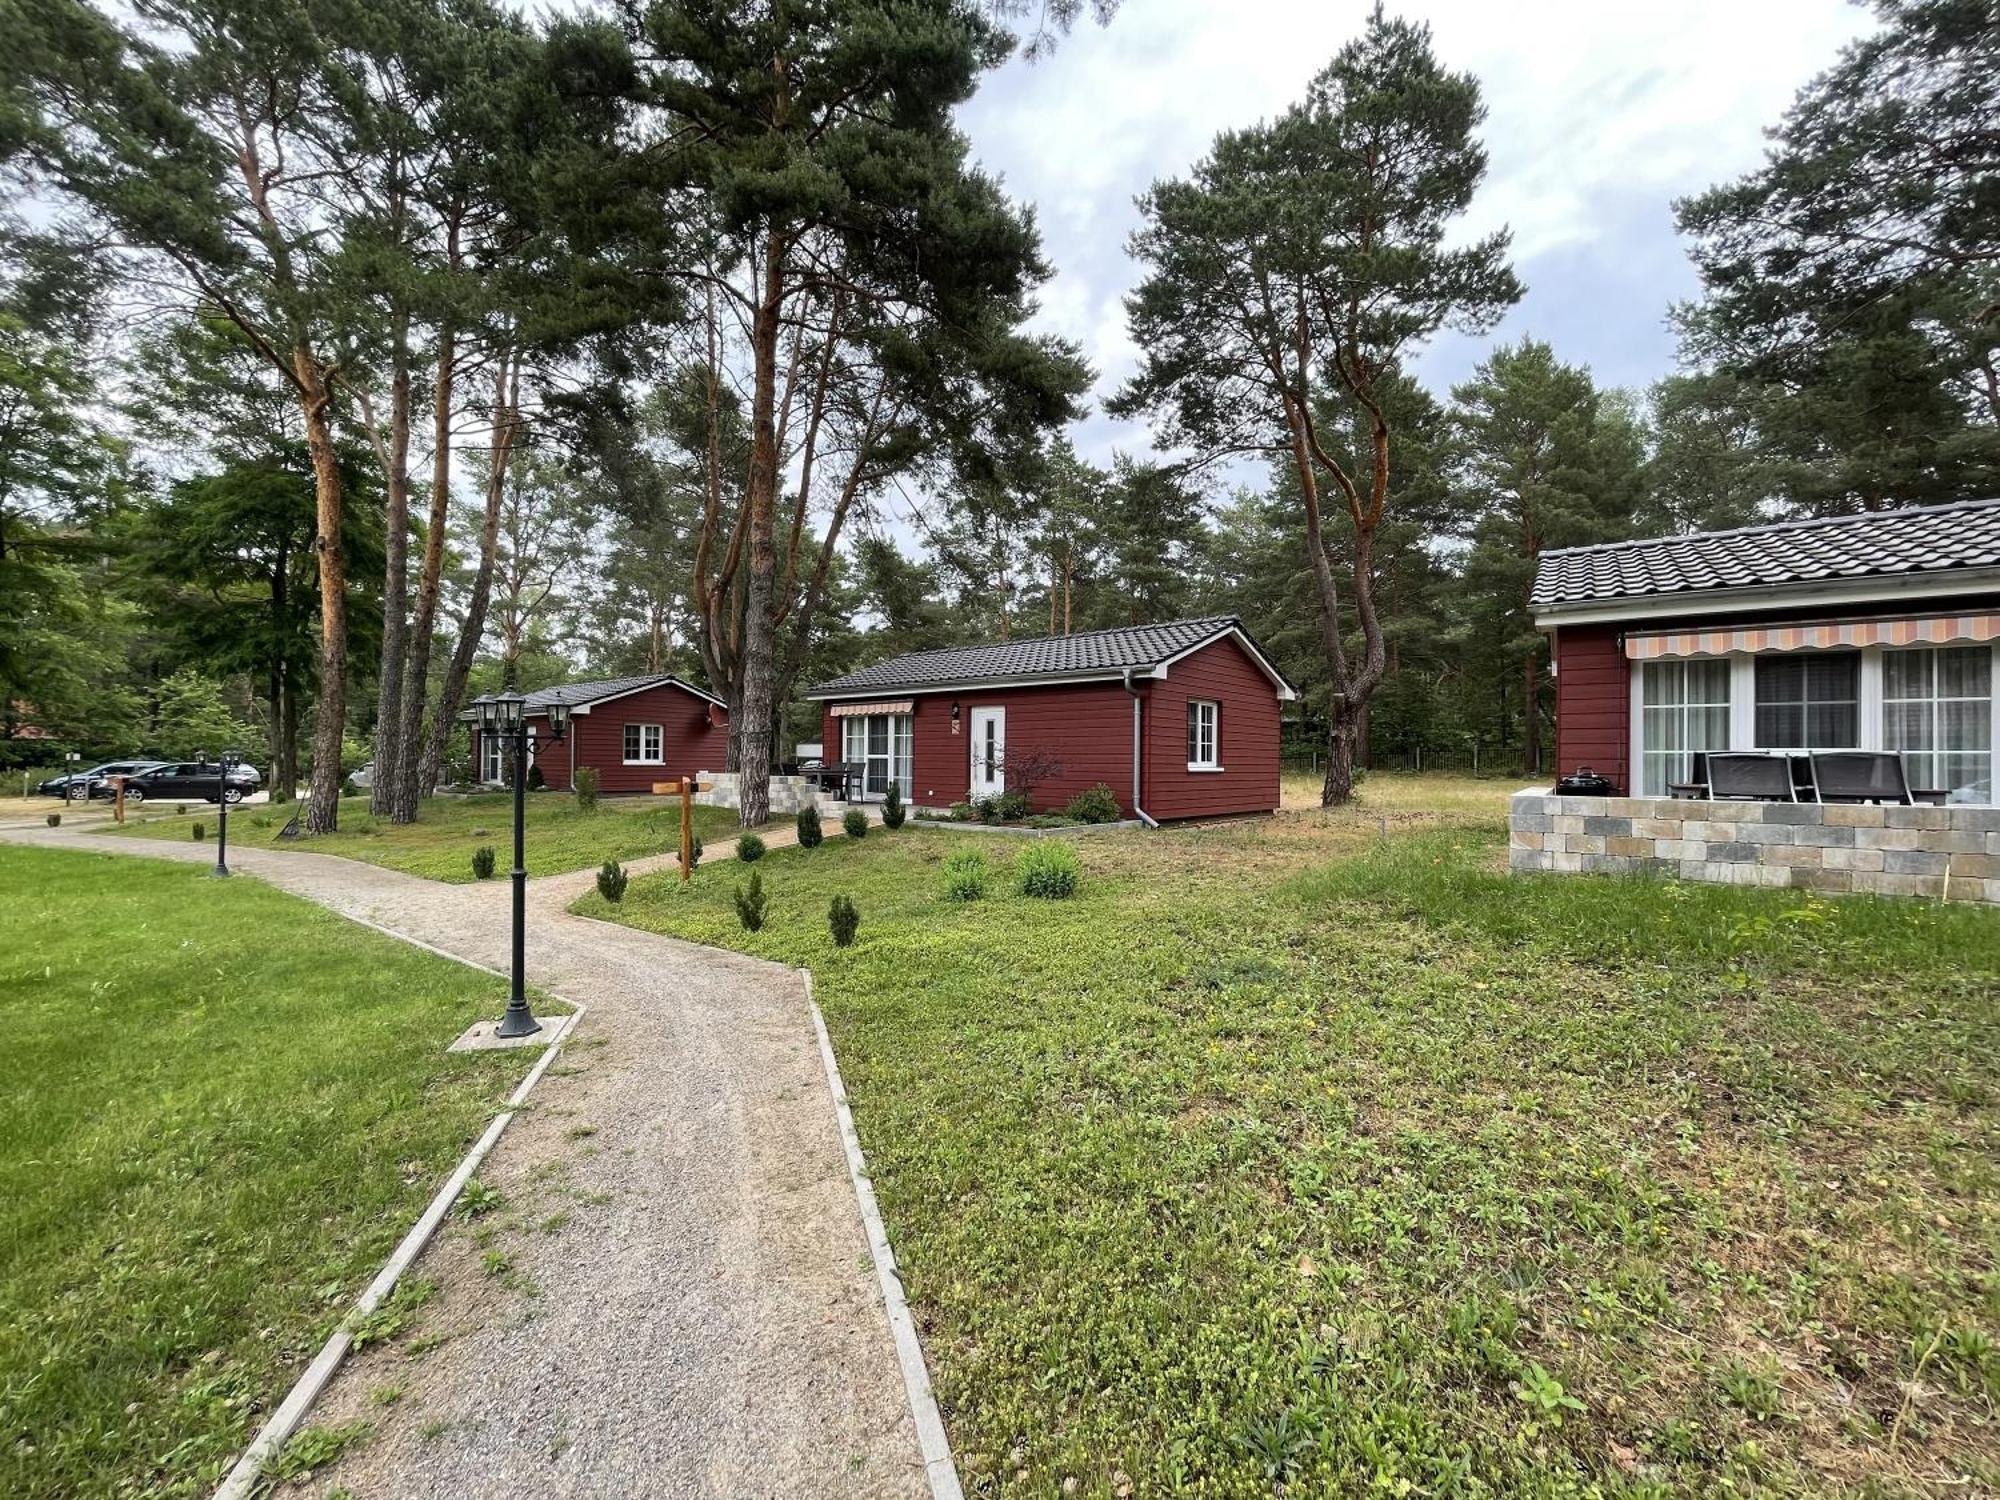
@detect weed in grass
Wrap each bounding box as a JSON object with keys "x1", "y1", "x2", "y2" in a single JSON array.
[
  {"x1": 941, "y1": 847, "x2": 986, "y2": 902},
  {"x1": 563, "y1": 1123, "x2": 598, "y2": 1141},
  {"x1": 481, "y1": 1249, "x2": 512, "y2": 1278},
  {"x1": 1231, "y1": 1409, "x2": 1315, "y2": 1486},
  {"x1": 457, "y1": 1179, "x2": 504, "y2": 1218},
  {"x1": 403, "y1": 1331, "x2": 450, "y2": 1360},
  {"x1": 269, "y1": 1421, "x2": 370, "y2": 1481},
  {"x1": 539, "y1": 1210, "x2": 571, "y2": 1235},
  {"x1": 419, "y1": 1417, "x2": 451, "y2": 1440},
  {"x1": 1013, "y1": 839, "x2": 1079, "y2": 898},
  {"x1": 369, "y1": 1384, "x2": 405, "y2": 1407}
]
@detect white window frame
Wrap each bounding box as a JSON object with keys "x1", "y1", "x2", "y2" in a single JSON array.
[
  {"x1": 1187, "y1": 699, "x2": 1221, "y2": 771},
  {"x1": 1636, "y1": 658, "x2": 1732, "y2": 797},
  {"x1": 480, "y1": 732, "x2": 504, "y2": 784},
  {"x1": 1629, "y1": 641, "x2": 2000, "y2": 805},
  {"x1": 622, "y1": 722, "x2": 664, "y2": 765},
  {"x1": 1881, "y1": 643, "x2": 1993, "y2": 801}
]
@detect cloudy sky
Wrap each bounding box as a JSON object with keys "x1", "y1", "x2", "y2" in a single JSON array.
[{"x1": 955, "y1": 0, "x2": 1875, "y2": 471}]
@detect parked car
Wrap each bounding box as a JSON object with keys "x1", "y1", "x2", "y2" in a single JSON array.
[
  {"x1": 118, "y1": 761, "x2": 262, "y2": 804},
  {"x1": 36, "y1": 760, "x2": 162, "y2": 800}
]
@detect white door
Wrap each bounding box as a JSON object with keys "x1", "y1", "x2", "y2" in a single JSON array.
[{"x1": 969, "y1": 706, "x2": 1005, "y2": 799}]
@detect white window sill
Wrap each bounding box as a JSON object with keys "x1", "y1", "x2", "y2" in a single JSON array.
[
  {"x1": 622, "y1": 759, "x2": 664, "y2": 767},
  {"x1": 1187, "y1": 764, "x2": 1225, "y2": 773}
]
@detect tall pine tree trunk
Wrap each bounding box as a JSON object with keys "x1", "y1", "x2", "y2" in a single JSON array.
[
  {"x1": 300, "y1": 354, "x2": 347, "y2": 835},
  {"x1": 736, "y1": 239, "x2": 786, "y2": 829},
  {"x1": 391, "y1": 327, "x2": 455, "y2": 822},
  {"x1": 369, "y1": 311, "x2": 413, "y2": 815}
]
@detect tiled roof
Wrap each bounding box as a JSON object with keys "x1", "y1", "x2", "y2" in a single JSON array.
[
  {"x1": 806, "y1": 616, "x2": 1290, "y2": 697},
  {"x1": 1532, "y1": 498, "x2": 2000, "y2": 614},
  {"x1": 460, "y1": 673, "x2": 722, "y2": 718}
]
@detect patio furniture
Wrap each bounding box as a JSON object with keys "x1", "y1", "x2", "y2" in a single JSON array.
[
  {"x1": 801, "y1": 761, "x2": 860, "y2": 801},
  {"x1": 1706, "y1": 752, "x2": 1799, "y2": 801},
  {"x1": 1810, "y1": 750, "x2": 1916, "y2": 805}
]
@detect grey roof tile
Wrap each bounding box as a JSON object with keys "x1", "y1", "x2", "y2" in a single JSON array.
[
  {"x1": 1532, "y1": 498, "x2": 2000, "y2": 613},
  {"x1": 458, "y1": 674, "x2": 721, "y2": 719},
  {"x1": 806, "y1": 616, "x2": 1284, "y2": 697}
]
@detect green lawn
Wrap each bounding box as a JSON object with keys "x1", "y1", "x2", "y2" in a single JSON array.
[
  {"x1": 115, "y1": 791, "x2": 746, "y2": 883},
  {"x1": 576, "y1": 805, "x2": 2000, "y2": 1497},
  {"x1": 0, "y1": 845, "x2": 535, "y2": 1499}
]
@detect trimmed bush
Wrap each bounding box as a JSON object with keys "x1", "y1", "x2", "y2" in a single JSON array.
[
  {"x1": 881, "y1": 781, "x2": 906, "y2": 830},
  {"x1": 193, "y1": 822, "x2": 206, "y2": 841},
  {"x1": 46, "y1": 812, "x2": 60, "y2": 828},
  {"x1": 1015, "y1": 840, "x2": 1081, "y2": 899},
  {"x1": 941, "y1": 847, "x2": 987, "y2": 902},
  {"x1": 842, "y1": 808, "x2": 868, "y2": 840},
  {"x1": 527, "y1": 762, "x2": 546, "y2": 791},
  {"x1": 733, "y1": 868, "x2": 767, "y2": 932},
  {"x1": 796, "y1": 806, "x2": 823, "y2": 848},
  {"x1": 687, "y1": 833, "x2": 703, "y2": 869},
  {"x1": 994, "y1": 790, "x2": 1030, "y2": 822},
  {"x1": 596, "y1": 859, "x2": 628, "y2": 903},
  {"x1": 736, "y1": 833, "x2": 766, "y2": 863},
  {"x1": 827, "y1": 893, "x2": 860, "y2": 947},
  {"x1": 573, "y1": 766, "x2": 600, "y2": 812},
  {"x1": 1064, "y1": 782, "x2": 1122, "y2": 824},
  {"x1": 471, "y1": 845, "x2": 496, "y2": 880},
  {"x1": 948, "y1": 801, "x2": 974, "y2": 822}
]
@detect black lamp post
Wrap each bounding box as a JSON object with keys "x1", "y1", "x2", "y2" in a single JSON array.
[
  {"x1": 473, "y1": 690, "x2": 569, "y2": 1039},
  {"x1": 213, "y1": 749, "x2": 243, "y2": 877},
  {"x1": 64, "y1": 750, "x2": 82, "y2": 801}
]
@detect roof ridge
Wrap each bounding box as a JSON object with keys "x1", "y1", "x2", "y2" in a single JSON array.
[
  {"x1": 859, "y1": 614, "x2": 1239, "y2": 665},
  {"x1": 1541, "y1": 496, "x2": 2000, "y2": 560}
]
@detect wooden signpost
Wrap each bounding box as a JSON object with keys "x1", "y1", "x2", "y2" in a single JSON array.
[{"x1": 656, "y1": 777, "x2": 712, "y2": 881}]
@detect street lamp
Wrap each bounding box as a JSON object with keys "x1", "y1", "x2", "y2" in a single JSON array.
[
  {"x1": 477, "y1": 689, "x2": 568, "y2": 1039},
  {"x1": 64, "y1": 750, "x2": 82, "y2": 801},
  {"x1": 213, "y1": 749, "x2": 243, "y2": 878}
]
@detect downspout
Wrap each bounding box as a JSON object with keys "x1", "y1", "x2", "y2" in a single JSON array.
[{"x1": 1122, "y1": 668, "x2": 1159, "y2": 828}]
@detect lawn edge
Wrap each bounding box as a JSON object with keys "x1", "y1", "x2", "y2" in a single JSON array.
[
  {"x1": 212, "y1": 921, "x2": 585, "y2": 1500},
  {"x1": 801, "y1": 966, "x2": 965, "y2": 1500}
]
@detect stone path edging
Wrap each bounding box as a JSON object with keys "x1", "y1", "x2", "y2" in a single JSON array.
[
  {"x1": 800, "y1": 968, "x2": 965, "y2": 1500},
  {"x1": 213, "y1": 942, "x2": 584, "y2": 1500}
]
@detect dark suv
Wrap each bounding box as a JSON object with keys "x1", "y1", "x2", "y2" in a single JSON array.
[
  {"x1": 120, "y1": 761, "x2": 262, "y2": 804},
  {"x1": 37, "y1": 760, "x2": 162, "y2": 800}
]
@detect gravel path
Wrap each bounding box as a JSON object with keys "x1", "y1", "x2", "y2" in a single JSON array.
[{"x1": 2, "y1": 822, "x2": 926, "y2": 1499}]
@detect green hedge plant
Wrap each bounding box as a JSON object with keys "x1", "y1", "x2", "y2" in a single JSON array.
[
  {"x1": 1064, "y1": 783, "x2": 1121, "y2": 824},
  {"x1": 573, "y1": 766, "x2": 600, "y2": 812},
  {"x1": 942, "y1": 847, "x2": 987, "y2": 902},
  {"x1": 796, "y1": 806, "x2": 823, "y2": 848},
  {"x1": 828, "y1": 893, "x2": 860, "y2": 946},
  {"x1": 881, "y1": 781, "x2": 906, "y2": 830},
  {"x1": 843, "y1": 808, "x2": 868, "y2": 840},
  {"x1": 596, "y1": 859, "x2": 628, "y2": 903},
  {"x1": 733, "y1": 869, "x2": 767, "y2": 932},
  {"x1": 736, "y1": 833, "x2": 766, "y2": 862},
  {"x1": 472, "y1": 846, "x2": 496, "y2": 880},
  {"x1": 1016, "y1": 840, "x2": 1080, "y2": 899}
]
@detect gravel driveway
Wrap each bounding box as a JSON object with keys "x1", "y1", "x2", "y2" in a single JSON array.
[{"x1": 2, "y1": 823, "x2": 928, "y2": 1499}]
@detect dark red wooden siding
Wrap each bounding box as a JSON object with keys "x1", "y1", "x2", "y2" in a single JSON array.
[
  {"x1": 1552, "y1": 625, "x2": 1629, "y2": 791},
  {"x1": 472, "y1": 682, "x2": 726, "y2": 795},
  {"x1": 1142, "y1": 634, "x2": 1282, "y2": 819},
  {"x1": 815, "y1": 632, "x2": 1283, "y2": 820}
]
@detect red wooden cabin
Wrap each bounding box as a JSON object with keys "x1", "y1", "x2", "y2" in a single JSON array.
[
  {"x1": 804, "y1": 616, "x2": 1297, "y2": 823},
  {"x1": 1536, "y1": 500, "x2": 1999, "y2": 803},
  {"x1": 464, "y1": 674, "x2": 728, "y2": 794}
]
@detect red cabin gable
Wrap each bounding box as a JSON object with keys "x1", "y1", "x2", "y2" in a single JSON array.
[{"x1": 467, "y1": 674, "x2": 727, "y2": 794}]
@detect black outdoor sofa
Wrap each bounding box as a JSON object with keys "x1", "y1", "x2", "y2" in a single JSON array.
[{"x1": 1671, "y1": 750, "x2": 1945, "y2": 805}]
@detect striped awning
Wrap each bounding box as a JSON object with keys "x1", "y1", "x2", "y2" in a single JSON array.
[
  {"x1": 1626, "y1": 613, "x2": 2000, "y2": 660},
  {"x1": 828, "y1": 699, "x2": 914, "y2": 717}
]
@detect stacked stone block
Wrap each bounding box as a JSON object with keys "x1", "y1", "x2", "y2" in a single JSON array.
[{"x1": 1508, "y1": 790, "x2": 2000, "y2": 904}]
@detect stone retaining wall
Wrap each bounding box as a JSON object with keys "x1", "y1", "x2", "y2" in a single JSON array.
[
  {"x1": 692, "y1": 772, "x2": 825, "y2": 816},
  {"x1": 1509, "y1": 789, "x2": 2000, "y2": 904}
]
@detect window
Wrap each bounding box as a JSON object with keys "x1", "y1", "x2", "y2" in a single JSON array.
[
  {"x1": 842, "y1": 713, "x2": 914, "y2": 800},
  {"x1": 1640, "y1": 658, "x2": 1730, "y2": 796},
  {"x1": 1755, "y1": 651, "x2": 1859, "y2": 749},
  {"x1": 1187, "y1": 700, "x2": 1220, "y2": 770},
  {"x1": 1883, "y1": 645, "x2": 1992, "y2": 801},
  {"x1": 622, "y1": 723, "x2": 663, "y2": 764},
  {"x1": 480, "y1": 733, "x2": 503, "y2": 783}
]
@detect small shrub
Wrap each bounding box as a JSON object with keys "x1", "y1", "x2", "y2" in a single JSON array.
[
  {"x1": 948, "y1": 801, "x2": 973, "y2": 822},
  {"x1": 1016, "y1": 840, "x2": 1080, "y2": 899},
  {"x1": 828, "y1": 893, "x2": 860, "y2": 947},
  {"x1": 689, "y1": 832, "x2": 703, "y2": 868},
  {"x1": 796, "y1": 805, "x2": 823, "y2": 848},
  {"x1": 881, "y1": 780, "x2": 906, "y2": 830},
  {"x1": 45, "y1": 812, "x2": 60, "y2": 828},
  {"x1": 994, "y1": 789, "x2": 1030, "y2": 822},
  {"x1": 193, "y1": 822, "x2": 206, "y2": 841},
  {"x1": 843, "y1": 808, "x2": 868, "y2": 840},
  {"x1": 527, "y1": 762, "x2": 546, "y2": 791},
  {"x1": 973, "y1": 795, "x2": 996, "y2": 822},
  {"x1": 1025, "y1": 812, "x2": 1079, "y2": 829},
  {"x1": 942, "y1": 847, "x2": 987, "y2": 902},
  {"x1": 736, "y1": 832, "x2": 766, "y2": 863},
  {"x1": 471, "y1": 845, "x2": 496, "y2": 880},
  {"x1": 733, "y1": 868, "x2": 767, "y2": 932},
  {"x1": 596, "y1": 859, "x2": 628, "y2": 903},
  {"x1": 573, "y1": 766, "x2": 599, "y2": 812},
  {"x1": 176, "y1": 804, "x2": 188, "y2": 814},
  {"x1": 1064, "y1": 782, "x2": 1121, "y2": 824}
]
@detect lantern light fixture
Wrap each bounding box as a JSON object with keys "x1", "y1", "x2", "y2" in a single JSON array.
[{"x1": 546, "y1": 699, "x2": 571, "y2": 741}]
